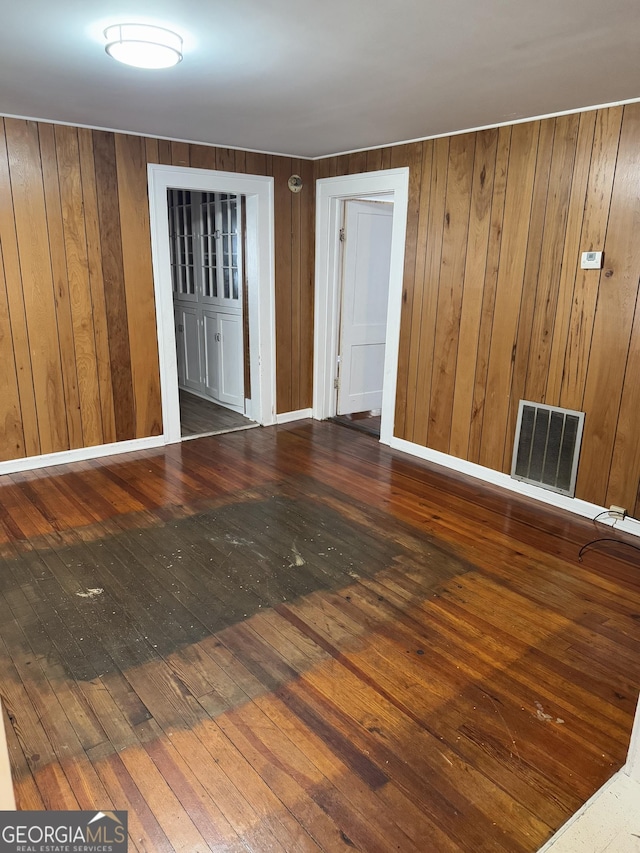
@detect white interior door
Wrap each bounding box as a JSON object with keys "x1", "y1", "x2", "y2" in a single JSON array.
[{"x1": 338, "y1": 199, "x2": 393, "y2": 415}]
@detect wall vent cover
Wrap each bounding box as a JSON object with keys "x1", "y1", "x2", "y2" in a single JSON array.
[{"x1": 511, "y1": 400, "x2": 585, "y2": 497}]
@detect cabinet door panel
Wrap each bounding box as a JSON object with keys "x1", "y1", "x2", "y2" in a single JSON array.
[
  {"x1": 203, "y1": 312, "x2": 220, "y2": 401},
  {"x1": 174, "y1": 307, "x2": 186, "y2": 386},
  {"x1": 218, "y1": 313, "x2": 244, "y2": 408},
  {"x1": 176, "y1": 305, "x2": 203, "y2": 393}
]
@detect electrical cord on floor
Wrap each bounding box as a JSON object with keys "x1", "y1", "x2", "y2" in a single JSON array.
[
  {"x1": 578, "y1": 537, "x2": 640, "y2": 561},
  {"x1": 579, "y1": 510, "x2": 640, "y2": 561}
]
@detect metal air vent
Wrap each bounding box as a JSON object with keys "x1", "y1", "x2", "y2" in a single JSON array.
[{"x1": 511, "y1": 400, "x2": 585, "y2": 497}]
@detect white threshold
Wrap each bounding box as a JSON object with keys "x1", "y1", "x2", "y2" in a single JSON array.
[{"x1": 389, "y1": 436, "x2": 640, "y2": 539}]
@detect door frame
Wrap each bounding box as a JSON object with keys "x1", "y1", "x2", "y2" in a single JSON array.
[
  {"x1": 148, "y1": 164, "x2": 277, "y2": 443},
  {"x1": 313, "y1": 168, "x2": 410, "y2": 445}
]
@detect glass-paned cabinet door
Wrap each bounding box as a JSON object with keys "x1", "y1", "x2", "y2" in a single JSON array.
[
  {"x1": 199, "y1": 192, "x2": 242, "y2": 310},
  {"x1": 167, "y1": 189, "x2": 197, "y2": 301},
  {"x1": 200, "y1": 193, "x2": 218, "y2": 300}
]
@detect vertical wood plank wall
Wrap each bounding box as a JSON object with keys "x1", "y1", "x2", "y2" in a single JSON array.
[
  {"x1": 1, "y1": 106, "x2": 638, "y2": 517},
  {"x1": 316, "y1": 103, "x2": 640, "y2": 515},
  {"x1": 0, "y1": 119, "x2": 314, "y2": 467}
]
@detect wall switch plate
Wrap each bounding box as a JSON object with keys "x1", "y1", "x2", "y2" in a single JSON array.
[{"x1": 581, "y1": 251, "x2": 603, "y2": 269}]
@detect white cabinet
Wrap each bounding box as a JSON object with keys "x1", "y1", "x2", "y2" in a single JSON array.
[
  {"x1": 175, "y1": 305, "x2": 204, "y2": 394},
  {"x1": 170, "y1": 190, "x2": 245, "y2": 413},
  {"x1": 203, "y1": 311, "x2": 244, "y2": 409}
]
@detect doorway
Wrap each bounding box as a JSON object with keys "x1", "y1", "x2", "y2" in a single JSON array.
[
  {"x1": 333, "y1": 197, "x2": 393, "y2": 438},
  {"x1": 148, "y1": 165, "x2": 277, "y2": 445},
  {"x1": 167, "y1": 188, "x2": 256, "y2": 438},
  {"x1": 313, "y1": 168, "x2": 410, "y2": 446}
]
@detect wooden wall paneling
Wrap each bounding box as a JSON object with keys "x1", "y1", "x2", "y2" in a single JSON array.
[
  {"x1": 273, "y1": 156, "x2": 293, "y2": 412},
  {"x1": 170, "y1": 141, "x2": 190, "y2": 168},
  {"x1": 189, "y1": 145, "x2": 217, "y2": 171},
  {"x1": 114, "y1": 134, "x2": 163, "y2": 438},
  {"x1": 217, "y1": 148, "x2": 236, "y2": 172},
  {"x1": 0, "y1": 242, "x2": 25, "y2": 459},
  {"x1": 92, "y1": 130, "x2": 136, "y2": 442},
  {"x1": 606, "y1": 296, "x2": 640, "y2": 513},
  {"x1": 144, "y1": 138, "x2": 160, "y2": 165},
  {"x1": 389, "y1": 142, "x2": 423, "y2": 439},
  {"x1": 77, "y1": 128, "x2": 117, "y2": 445},
  {"x1": 4, "y1": 118, "x2": 68, "y2": 455},
  {"x1": 411, "y1": 137, "x2": 449, "y2": 446},
  {"x1": 0, "y1": 120, "x2": 39, "y2": 457},
  {"x1": 157, "y1": 139, "x2": 172, "y2": 166},
  {"x1": 427, "y1": 133, "x2": 475, "y2": 453},
  {"x1": 380, "y1": 148, "x2": 393, "y2": 170},
  {"x1": 501, "y1": 118, "x2": 556, "y2": 469},
  {"x1": 298, "y1": 158, "x2": 315, "y2": 409},
  {"x1": 522, "y1": 113, "x2": 580, "y2": 410},
  {"x1": 403, "y1": 141, "x2": 433, "y2": 442},
  {"x1": 290, "y1": 158, "x2": 303, "y2": 410},
  {"x1": 38, "y1": 123, "x2": 84, "y2": 450},
  {"x1": 478, "y1": 121, "x2": 540, "y2": 471},
  {"x1": 244, "y1": 151, "x2": 267, "y2": 175},
  {"x1": 576, "y1": 104, "x2": 640, "y2": 504},
  {"x1": 335, "y1": 155, "x2": 351, "y2": 177},
  {"x1": 449, "y1": 129, "x2": 498, "y2": 460},
  {"x1": 234, "y1": 149, "x2": 247, "y2": 174},
  {"x1": 468, "y1": 126, "x2": 511, "y2": 463},
  {"x1": 544, "y1": 110, "x2": 597, "y2": 406},
  {"x1": 558, "y1": 107, "x2": 623, "y2": 412},
  {"x1": 313, "y1": 157, "x2": 337, "y2": 182},
  {"x1": 366, "y1": 148, "x2": 384, "y2": 172},
  {"x1": 347, "y1": 151, "x2": 368, "y2": 174},
  {"x1": 54, "y1": 124, "x2": 104, "y2": 448}
]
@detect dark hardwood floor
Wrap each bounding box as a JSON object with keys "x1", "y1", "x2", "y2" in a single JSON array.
[
  {"x1": 0, "y1": 421, "x2": 639, "y2": 852},
  {"x1": 180, "y1": 390, "x2": 257, "y2": 437}
]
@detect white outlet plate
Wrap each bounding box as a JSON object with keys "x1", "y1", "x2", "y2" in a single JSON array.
[{"x1": 581, "y1": 251, "x2": 603, "y2": 269}]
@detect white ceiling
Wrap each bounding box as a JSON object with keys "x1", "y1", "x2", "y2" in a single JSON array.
[{"x1": 1, "y1": 0, "x2": 638, "y2": 159}]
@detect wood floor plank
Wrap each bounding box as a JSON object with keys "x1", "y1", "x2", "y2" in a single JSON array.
[{"x1": 1, "y1": 421, "x2": 639, "y2": 852}]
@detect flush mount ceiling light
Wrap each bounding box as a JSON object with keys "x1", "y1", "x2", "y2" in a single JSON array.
[{"x1": 104, "y1": 23, "x2": 183, "y2": 69}]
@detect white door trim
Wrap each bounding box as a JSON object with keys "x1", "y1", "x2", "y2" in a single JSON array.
[
  {"x1": 313, "y1": 168, "x2": 410, "y2": 446},
  {"x1": 148, "y1": 164, "x2": 277, "y2": 444}
]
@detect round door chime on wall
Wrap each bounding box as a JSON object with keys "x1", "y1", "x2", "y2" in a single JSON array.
[{"x1": 288, "y1": 175, "x2": 303, "y2": 193}]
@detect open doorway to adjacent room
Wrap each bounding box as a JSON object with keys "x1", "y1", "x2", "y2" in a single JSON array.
[
  {"x1": 167, "y1": 188, "x2": 257, "y2": 439},
  {"x1": 313, "y1": 168, "x2": 410, "y2": 447},
  {"x1": 148, "y1": 165, "x2": 277, "y2": 446},
  {"x1": 331, "y1": 196, "x2": 394, "y2": 438}
]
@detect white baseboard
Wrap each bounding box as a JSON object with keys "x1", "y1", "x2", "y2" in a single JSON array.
[
  {"x1": 390, "y1": 437, "x2": 640, "y2": 538},
  {"x1": 276, "y1": 409, "x2": 313, "y2": 424},
  {"x1": 0, "y1": 435, "x2": 166, "y2": 477}
]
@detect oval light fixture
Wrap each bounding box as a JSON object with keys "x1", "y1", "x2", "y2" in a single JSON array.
[{"x1": 104, "y1": 23, "x2": 183, "y2": 69}]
